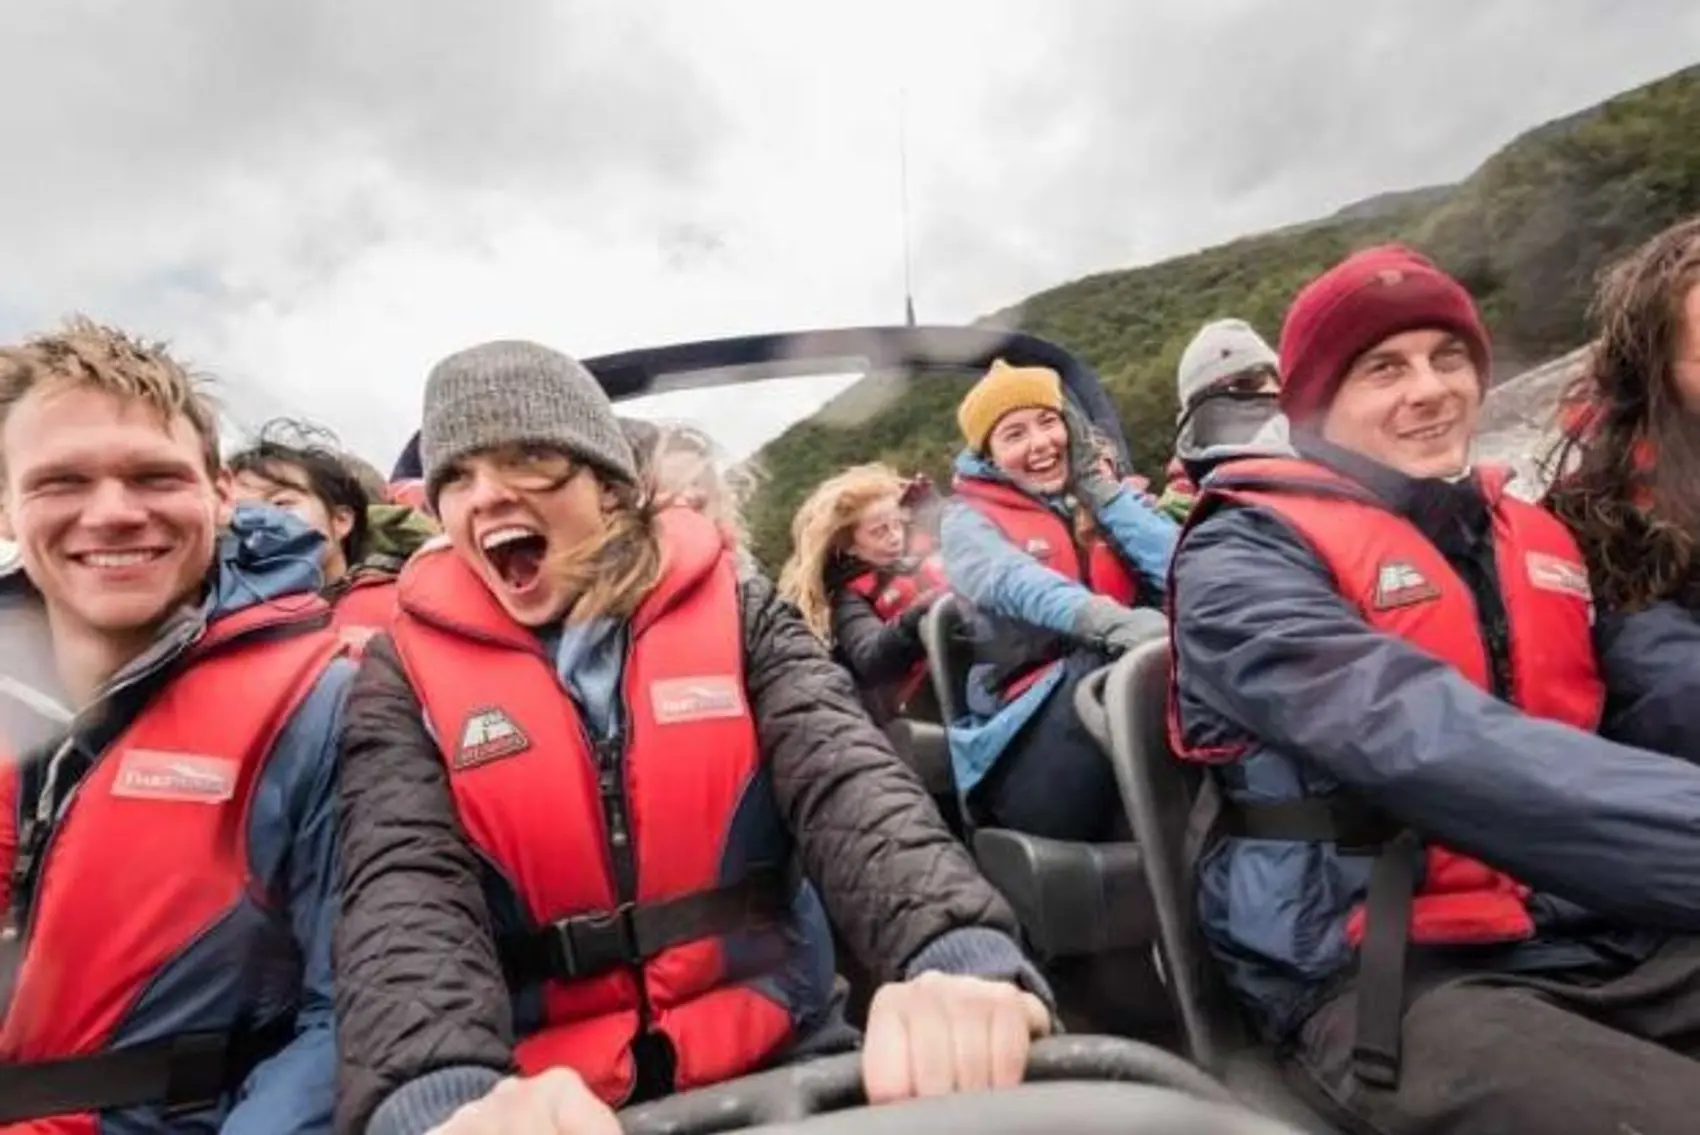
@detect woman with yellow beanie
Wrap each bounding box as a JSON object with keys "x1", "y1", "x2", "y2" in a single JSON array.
[{"x1": 940, "y1": 358, "x2": 1178, "y2": 841}]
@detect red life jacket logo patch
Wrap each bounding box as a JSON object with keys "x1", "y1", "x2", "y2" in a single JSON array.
[
  {"x1": 1525, "y1": 551, "x2": 1592, "y2": 601},
  {"x1": 652, "y1": 676, "x2": 746, "y2": 725},
  {"x1": 1372, "y1": 561, "x2": 1440, "y2": 610},
  {"x1": 454, "y1": 707, "x2": 530, "y2": 770},
  {"x1": 1024, "y1": 538, "x2": 1052, "y2": 558},
  {"x1": 111, "y1": 750, "x2": 238, "y2": 803},
  {"x1": 880, "y1": 587, "x2": 905, "y2": 608}
]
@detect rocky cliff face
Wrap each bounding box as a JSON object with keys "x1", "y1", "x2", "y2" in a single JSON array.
[{"x1": 1476, "y1": 344, "x2": 1591, "y2": 499}]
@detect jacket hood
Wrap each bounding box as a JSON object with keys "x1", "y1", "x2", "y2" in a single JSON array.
[
  {"x1": 0, "y1": 507, "x2": 324, "y2": 734},
  {"x1": 359, "y1": 504, "x2": 437, "y2": 575},
  {"x1": 212, "y1": 504, "x2": 332, "y2": 618}
]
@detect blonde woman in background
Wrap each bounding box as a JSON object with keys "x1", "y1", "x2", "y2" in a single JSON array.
[
  {"x1": 779, "y1": 464, "x2": 947, "y2": 726},
  {"x1": 622, "y1": 420, "x2": 761, "y2": 563}
]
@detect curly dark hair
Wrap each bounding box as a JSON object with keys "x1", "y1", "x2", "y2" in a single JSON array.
[{"x1": 1546, "y1": 218, "x2": 1700, "y2": 614}]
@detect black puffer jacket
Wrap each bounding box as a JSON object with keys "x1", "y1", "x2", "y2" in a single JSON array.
[
  {"x1": 334, "y1": 570, "x2": 1029, "y2": 1135},
  {"x1": 826, "y1": 555, "x2": 933, "y2": 724}
]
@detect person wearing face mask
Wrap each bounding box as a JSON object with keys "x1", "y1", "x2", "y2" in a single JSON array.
[
  {"x1": 1156, "y1": 319, "x2": 1284, "y2": 521},
  {"x1": 1168, "y1": 245, "x2": 1700, "y2": 1135},
  {"x1": 333, "y1": 342, "x2": 1054, "y2": 1135},
  {"x1": 225, "y1": 424, "x2": 434, "y2": 651},
  {"x1": 778, "y1": 464, "x2": 947, "y2": 726},
  {"x1": 939, "y1": 360, "x2": 1178, "y2": 842},
  {"x1": 0, "y1": 320, "x2": 351, "y2": 1133}
]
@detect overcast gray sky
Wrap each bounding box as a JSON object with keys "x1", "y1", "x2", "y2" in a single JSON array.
[{"x1": 4, "y1": 1, "x2": 1697, "y2": 465}]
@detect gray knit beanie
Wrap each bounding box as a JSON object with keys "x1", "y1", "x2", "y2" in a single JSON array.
[
  {"x1": 1175, "y1": 319, "x2": 1278, "y2": 419},
  {"x1": 420, "y1": 340, "x2": 638, "y2": 504}
]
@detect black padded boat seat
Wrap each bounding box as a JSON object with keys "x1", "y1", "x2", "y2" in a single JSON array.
[
  {"x1": 883, "y1": 718, "x2": 953, "y2": 797},
  {"x1": 1221, "y1": 1049, "x2": 1340, "y2": 1135},
  {"x1": 972, "y1": 830, "x2": 1154, "y2": 959}
]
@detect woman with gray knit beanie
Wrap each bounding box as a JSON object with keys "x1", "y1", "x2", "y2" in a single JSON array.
[{"x1": 332, "y1": 340, "x2": 1053, "y2": 1135}]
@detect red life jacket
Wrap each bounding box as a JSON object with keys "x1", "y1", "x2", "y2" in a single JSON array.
[
  {"x1": 1169, "y1": 456, "x2": 1602, "y2": 951},
  {"x1": 845, "y1": 555, "x2": 948, "y2": 624},
  {"x1": 330, "y1": 572, "x2": 399, "y2": 653},
  {"x1": 1555, "y1": 395, "x2": 1655, "y2": 510},
  {"x1": 0, "y1": 601, "x2": 341, "y2": 1131},
  {"x1": 953, "y1": 475, "x2": 1140, "y2": 698},
  {"x1": 389, "y1": 509, "x2": 806, "y2": 1106},
  {"x1": 842, "y1": 555, "x2": 948, "y2": 706},
  {"x1": 952, "y1": 477, "x2": 1138, "y2": 606}
]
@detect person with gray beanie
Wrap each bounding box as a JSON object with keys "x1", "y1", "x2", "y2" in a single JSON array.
[
  {"x1": 1156, "y1": 318, "x2": 1286, "y2": 520},
  {"x1": 333, "y1": 339, "x2": 1055, "y2": 1135}
]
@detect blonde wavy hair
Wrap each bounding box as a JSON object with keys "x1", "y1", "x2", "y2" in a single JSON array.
[
  {"x1": 778, "y1": 463, "x2": 909, "y2": 641},
  {"x1": 639, "y1": 423, "x2": 762, "y2": 555}
]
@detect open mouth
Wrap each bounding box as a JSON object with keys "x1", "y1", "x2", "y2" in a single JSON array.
[
  {"x1": 1025, "y1": 452, "x2": 1063, "y2": 478},
  {"x1": 71, "y1": 548, "x2": 167, "y2": 569},
  {"x1": 480, "y1": 525, "x2": 549, "y2": 592}
]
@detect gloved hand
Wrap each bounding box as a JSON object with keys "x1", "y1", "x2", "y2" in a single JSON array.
[
  {"x1": 900, "y1": 473, "x2": 936, "y2": 508},
  {"x1": 898, "y1": 589, "x2": 946, "y2": 634},
  {"x1": 1061, "y1": 401, "x2": 1124, "y2": 510},
  {"x1": 1071, "y1": 595, "x2": 1168, "y2": 655}
]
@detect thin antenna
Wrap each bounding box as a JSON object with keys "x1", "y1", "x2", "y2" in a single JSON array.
[{"x1": 899, "y1": 84, "x2": 916, "y2": 326}]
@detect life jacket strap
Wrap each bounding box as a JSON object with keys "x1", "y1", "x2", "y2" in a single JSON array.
[
  {"x1": 1216, "y1": 795, "x2": 1416, "y2": 1089},
  {"x1": 1216, "y1": 797, "x2": 1403, "y2": 853},
  {"x1": 0, "y1": 1017, "x2": 294, "y2": 1123},
  {"x1": 499, "y1": 862, "x2": 798, "y2": 986}
]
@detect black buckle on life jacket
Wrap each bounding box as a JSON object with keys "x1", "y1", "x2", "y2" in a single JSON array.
[
  {"x1": 546, "y1": 902, "x2": 640, "y2": 979},
  {"x1": 1348, "y1": 1042, "x2": 1402, "y2": 1090}
]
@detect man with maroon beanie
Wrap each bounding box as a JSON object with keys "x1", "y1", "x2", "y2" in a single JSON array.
[{"x1": 1167, "y1": 244, "x2": 1700, "y2": 1134}]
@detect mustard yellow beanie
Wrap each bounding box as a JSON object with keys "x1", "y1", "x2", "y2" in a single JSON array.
[{"x1": 957, "y1": 359, "x2": 1066, "y2": 451}]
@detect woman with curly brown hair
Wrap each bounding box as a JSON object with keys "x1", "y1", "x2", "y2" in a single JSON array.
[
  {"x1": 1546, "y1": 217, "x2": 1700, "y2": 759},
  {"x1": 1547, "y1": 218, "x2": 1700, "y2": 614}
]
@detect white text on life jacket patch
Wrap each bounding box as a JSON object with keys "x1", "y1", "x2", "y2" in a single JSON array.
[
  {"x1": 338, "y1": 624, "x2": 379, "y2": 651},
  {"x1": 455, "y1": 707, "x2": 530, "y2": 769},
  {"x1": 1525, "y1": 551, "x2": 1592, "y2": 601},
  {"x1": 111, "y1": 750, "x2": 238, "y2": 803},
  {"x1": 1372, "y1": 561, "x2": 1440, "y2": 610},
  {"x1": 651, "y1": 676, "x2": 746, "y2": 725}
]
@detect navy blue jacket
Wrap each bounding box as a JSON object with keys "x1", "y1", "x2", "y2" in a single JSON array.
[{"x1": 1170, "y1": 449, "x2": 1700, "y2": 1036}]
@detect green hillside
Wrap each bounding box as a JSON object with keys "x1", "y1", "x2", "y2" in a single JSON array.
[{"x1": 746, "y1": 63, "x2": 1700, "y2": 570}]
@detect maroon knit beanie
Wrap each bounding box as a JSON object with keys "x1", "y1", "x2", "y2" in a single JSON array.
[{"x1": 1278, "y1": 244, "x2": 1490, "y2": 423}]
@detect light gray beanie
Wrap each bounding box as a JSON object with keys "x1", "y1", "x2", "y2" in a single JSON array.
[
  {"x1": 1175, "y1": 319, "x2": 1278, "y2": 419},
  {"x1": 420, "y1": 340, "x2": 638, "y2": 504}
]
